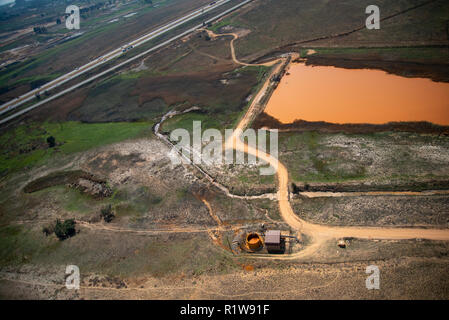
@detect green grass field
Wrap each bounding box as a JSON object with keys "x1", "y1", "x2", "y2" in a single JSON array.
[
  {"x1": 0, "y1": 121, "x2": 153, "y2": 175},
  {"x1": 279, "y1": 131, "x2": 449, "y2": 185}
]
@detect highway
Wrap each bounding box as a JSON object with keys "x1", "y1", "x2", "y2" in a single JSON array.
[{"x1": 0, "y1": 0, "x2": 253, "y2": 124}]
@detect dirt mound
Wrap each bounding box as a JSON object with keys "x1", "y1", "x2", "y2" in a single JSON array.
[
  {"x1": 23, "y1": 170, "x2": 112, "y2": 198},
  {"x1": 68, "y1": 178, "x2": 112, "y2": 198}
]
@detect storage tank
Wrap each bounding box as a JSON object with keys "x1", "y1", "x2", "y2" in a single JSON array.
[{"x1": 246, "y1": 232, "x2": 263, "y2": 251}]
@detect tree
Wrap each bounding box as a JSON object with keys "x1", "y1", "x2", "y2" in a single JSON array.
[
  {"x1": 47, "y1": 136, "x2": 56, "y2": 148},
  {"x1": 33, "y1": 26, "x2": 47, "y2": 34},
  {"x1": 100, "y1": 204, "x2": 115, "y2": 222},
  {"x1": 54, "y1": 219, "x2": 76, "y2": 240}
]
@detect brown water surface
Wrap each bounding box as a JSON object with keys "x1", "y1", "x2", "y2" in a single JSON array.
[{"x1": 264, "y1": 63, "x2": 449, "y2": 125}]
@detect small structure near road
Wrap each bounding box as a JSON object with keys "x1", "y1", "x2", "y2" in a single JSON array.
[
  {"x1": 236, "y1": 228, "x2": 299, "y2": 254},
  {"x1": 265, "y1": 230, "x2": 285, "y2": 253}
]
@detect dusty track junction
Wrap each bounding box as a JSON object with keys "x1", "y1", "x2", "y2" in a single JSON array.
[{"x1": 1, "y1": 0, "x2": 449, "y2": 299}]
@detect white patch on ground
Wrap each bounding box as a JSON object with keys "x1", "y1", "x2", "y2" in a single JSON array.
[
  {"x1": 131, "y1": 60, "x2": 148, "y2": 72},
  {"x1": 322, "y1": 133, "x2": 449, "y2": 182},
  {"x1": 123, "y1": 12, "x2": 137, "y2": 18},
  {"x1": 81, "y1": 138, "x2": 199, "y2": 186},
  {"x1": 410, "y1": 144, "x2": 449, "y2": 163}
]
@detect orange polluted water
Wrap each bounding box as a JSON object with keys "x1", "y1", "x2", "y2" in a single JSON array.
[{"x1": 264, "y1": 63, "x2": 449, "y2": 125}]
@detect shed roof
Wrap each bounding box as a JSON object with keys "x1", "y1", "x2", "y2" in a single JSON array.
[{"x1": 265, "y1": 230, "x2": 281, "y2": 244}]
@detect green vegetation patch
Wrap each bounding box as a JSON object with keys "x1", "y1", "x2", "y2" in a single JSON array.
[
  {"x1": 114, "y1": 185, "x2": 163, "y2": 219},
  {"x1": 160, "y1": 65, "x2": 270, "y2": 134},
  {"x1": 0, "y1": 121, "x2": 152, "y2": 175},
  {"x1": 279, "y1": 130, "x2": 449, "y2": 185},
  {"x1": 0, "y1": 224, "x2": 60, "y2": 268},
  {"x1": 209, "y1": 16, "x2": 247, "y2": 33},
  {"x1": 279, "y1": 131, "x2": 368, "y2": 183},
  {"x1": 0, "y1": 223, "x2": 237, "y2": 277},
  {"x1": 72, "y1": 75, "x2": 167, "y2": 122}
]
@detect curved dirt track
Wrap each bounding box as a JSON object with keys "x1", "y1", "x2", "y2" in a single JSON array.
[
  {"x1": 148, "y1": 28, "x2": 449, "y2": 260},
  {"x1": 202, "y1": 30, "x2": 294, "y2": 133},
  {"x1": 236, "y1": 100, "x2": 449, "y2": 240},
  {"x1": 208, "y1": 28, "x2": 449, "y2": 259},
  {"x1": 203, "y1": 29, "x2": 278, "y2": 67}
]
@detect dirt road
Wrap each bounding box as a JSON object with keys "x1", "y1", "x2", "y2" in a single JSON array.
[
  {"x1": 210, "y1": 28, "x2": 449, "y2": 258},
  {"x1": 233, "y1": 106, "x2": 449, "y2": 259},
  {"x1": 150, "y1": 27, "x2": 449, "y2": 260},
  {"x1": 203, "y1": 30, "x2": 293, "y2": 134},
  {"x1": 203, "y1": 29, "x2": 278, "y2": 67},
  {"x1": 237, "y1": 99, "x2": 449, "y2": 245}
]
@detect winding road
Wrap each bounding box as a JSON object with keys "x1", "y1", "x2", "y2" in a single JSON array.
[{"x1": 208, "y1": 30, "x2": 449, "y2": 259}]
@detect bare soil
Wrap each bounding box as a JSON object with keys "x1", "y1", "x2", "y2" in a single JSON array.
[
  {"x1": 2, "y1": 242, "x2": 449, "y2": 299},
  {"x1": 293, "y1": 194, "x2": 449, "y2": 227}
]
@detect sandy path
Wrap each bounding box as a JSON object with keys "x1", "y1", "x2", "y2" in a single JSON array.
[
  {"x1": 202, "y1": 30, "x2": 293, "y2": 133},
  {"x1": 77, "y1": 220, "x2": 231, "y2": 235},
  {"x1": 149, "y1": 28, "x2": 449, "y2": 260},
  {"x1": 12, "y1": 219, "x2": 244, "y2": 235},
  {"x1": 202, "y1": 29, "x2": 278, "y2": 67},
  {"x1": 207, "y1": 28, "x2": 449, "y2": 258},
  {"x1": 233, "y1": 119, "x2": 449, "y2": 242}
]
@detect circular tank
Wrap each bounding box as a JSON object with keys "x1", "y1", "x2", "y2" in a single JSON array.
[{"x1": 246, "y1": 232, "x2": 263, "y2": 251}]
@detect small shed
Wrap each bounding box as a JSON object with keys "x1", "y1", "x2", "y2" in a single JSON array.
[{"x1": 265, "y1": 230, "x2": 285, "y2": 253}]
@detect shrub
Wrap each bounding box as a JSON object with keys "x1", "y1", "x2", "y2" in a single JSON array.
[
  {"x1": 54, "y1": 219, "x2": 76, "y2": 240},
  {"x1": 100, "y1": 204, "x2": 115, "y2": 223},
  {"x1": 47, "y1": 136, "x2": 56, "y2": 148}
]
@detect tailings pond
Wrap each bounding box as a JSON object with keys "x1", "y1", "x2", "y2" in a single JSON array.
[{"x1": 264, "y1": 63, "x2": 449, "y2": 125}]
